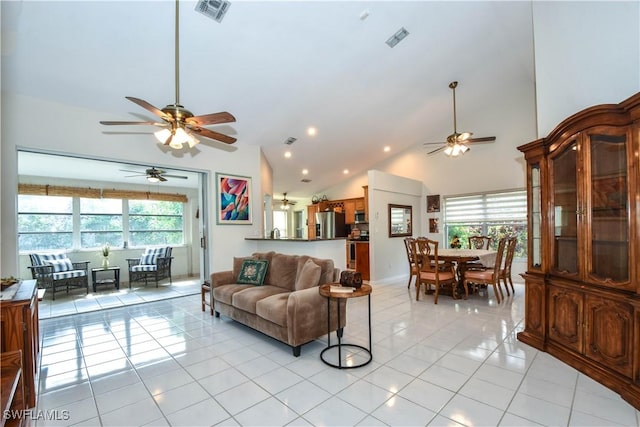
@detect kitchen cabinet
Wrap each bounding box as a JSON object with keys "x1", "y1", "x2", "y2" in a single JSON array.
[
  {"x1": 346, "y1": 241, "x2": 370, "y2": 280},
  {"x1": 307, "y1": 204, "x2": 319, "y2": 240},
  {"x1": 363, "y1": 186, "x2": 369, "y2": 221},
  {"x1": 344, "y1": 200, "x2": 356, "y2": 224},
  {"x1": 1, "y1": 280, "x2": 40, "y2": 409},
  {"x1": 517, "y1": 91, "x2": 640, "y2": 409}
]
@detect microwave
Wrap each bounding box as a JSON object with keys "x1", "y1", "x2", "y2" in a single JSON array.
[{"x1": 354, "y1": 211, "x2": 366, "y2": 223}]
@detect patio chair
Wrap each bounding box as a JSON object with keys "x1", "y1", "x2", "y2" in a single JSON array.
[
  {"x1": 127, "y1": 247, "x2": 173, "y2": 288},
  {"x1": 28, "y1": 253, "x2": 89, "y2": 300}
]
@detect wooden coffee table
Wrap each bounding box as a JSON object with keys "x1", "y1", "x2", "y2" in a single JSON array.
[{"x1": 318, "y1": 283, "x2": 372, "y2": 369}]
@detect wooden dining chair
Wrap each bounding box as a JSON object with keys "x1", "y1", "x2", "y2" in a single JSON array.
[
  {"x1": 411, "y1": 238, "x2": 457, "y2": 304},
  {"x1": 468, "y1": 235, "x2": 492, "y2": 249},
  {"x1": 463, "y1": 237, "x2": 507, "y2": 304},
  {"x1": 467, "y1": 235, "x2": 493, "y2": 271},
  {"x1": 500, "y1": 237, "x2": 517, "y2": 296},
  {"x1": 403, "y1": 237, "x2": 419, "y2": 289}
]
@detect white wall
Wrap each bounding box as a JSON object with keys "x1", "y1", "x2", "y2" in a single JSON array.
[
  {"x1": 533, "y1": 1, "x2": 640, "y2": 136},
  {"x1": 1, "y1": 94, "x2": 268, "y2": 276},
  {"x1": 367, "y1": 170, "x2": 422, "y2": 283}
]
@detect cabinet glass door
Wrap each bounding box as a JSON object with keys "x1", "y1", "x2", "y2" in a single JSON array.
[
  {"x1": 551, "y1": 140, "x2": 578, "y2": 276},
  {"x1": 530, "y1": 164, "x2": 542, "y2": 269},
  {"x1": 588, "y1": 132, "x2": 629, "y2": 283}
]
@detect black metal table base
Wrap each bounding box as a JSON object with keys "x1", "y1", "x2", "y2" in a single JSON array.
[{"x1": 320, "y1": 294, "x2": 372, "y2": 369}]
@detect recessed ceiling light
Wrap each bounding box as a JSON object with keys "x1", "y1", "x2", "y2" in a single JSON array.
[
  {"x1": 307, "y1": 127, "x2": 317, "y2": 137},
  {"x1": 284, "y1": 151, "x2": 292, "y2": 158},
  {"x1": 302, "y1": 169, "x2": 309, "y2": 175},
  {"x1": 384, "y1": 146, "x2": 391, "y2": 152},
  {"x1": 343, "y1": 169, "x2": 349, "y2": 174}
]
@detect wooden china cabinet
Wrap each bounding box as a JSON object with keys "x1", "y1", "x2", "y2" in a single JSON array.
[{"x1": 517, "y1": 92, "x2": 640, "y2": 409}]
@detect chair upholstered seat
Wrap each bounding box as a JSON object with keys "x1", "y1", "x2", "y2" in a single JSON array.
[
  {"x1": 28, "y1": 253, "x2": 89, "y2": 300},
  {"x1": 127, "y1": 246, "x2": 173, "y2": 288}
]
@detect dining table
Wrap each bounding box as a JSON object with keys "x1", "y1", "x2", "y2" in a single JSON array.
[{"x1": 428, "y1": 248, "x2": 497, "y2": 299}]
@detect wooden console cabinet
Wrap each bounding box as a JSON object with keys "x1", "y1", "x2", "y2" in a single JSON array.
[
  {"x1": 1, "y1": 280, "x2": 40, "y2": 409},
  {"x1": 517, "y1": 92, "x2": 640, "y2": 409}
]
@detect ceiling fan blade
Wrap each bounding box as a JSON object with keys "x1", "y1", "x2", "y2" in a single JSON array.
[
  {"x1": 100, "y1": 120, "x2": 163, "y2": 126},
  {"x1": 163, "y1": 174, "x2": 188, "y2": 179},
  {"x1": 125, "y1": 96, "x2": 171, "y2": 120},
  {"x1": 423, "y1": 141, "x2": 447, "y2": 146},
  {"x1": 186, "y1": 112, "x2": 236, "y2": 127},
  {"x1": 467, "y1": 136, "x2": 496, "y2": 143},
  {"x1": 124, "y1": 174, "x2": 146, "y2": 178},
  {"x1": 189, "y1": 127, "x2": 237, "y2": 144},
  {"x1": 158, "y1": 175, "x2": 168, "y2": 182},
  {"x1": 427, "y1": 146, "x2": 447, "y2": 155}
]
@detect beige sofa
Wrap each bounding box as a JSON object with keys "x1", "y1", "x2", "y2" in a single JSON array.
[{"x1": 211, "y1": 251, "x2": 345, "y2": 356}]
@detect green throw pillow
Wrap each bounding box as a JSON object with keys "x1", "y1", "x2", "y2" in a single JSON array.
[{"x1": 237, "y1": 259, "x2": 269, "y2": 285}]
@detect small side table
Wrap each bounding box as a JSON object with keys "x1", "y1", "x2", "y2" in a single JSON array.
[
  {"x1": 91, "y1": 267, "x2": 120, "y2": 292},
  {"x1": 318, "y1": 283, "x2": 372, "y2": 369},
  {"x1": 201, "y1": 280, "x2": 213, "y2": 315}
]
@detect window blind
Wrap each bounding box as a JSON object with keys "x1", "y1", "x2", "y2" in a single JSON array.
[{"x1": 445, "y1": 190, "x2": 527, "y2": 223}]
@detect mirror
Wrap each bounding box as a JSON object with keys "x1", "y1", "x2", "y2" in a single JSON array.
[{"x1": 388, "y1": 204, "x2": 412, "y2": 237}]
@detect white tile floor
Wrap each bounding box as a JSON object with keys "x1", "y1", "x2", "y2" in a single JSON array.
[{"x1": 35, "y1": 280, "x2": 640, "y2": 427}]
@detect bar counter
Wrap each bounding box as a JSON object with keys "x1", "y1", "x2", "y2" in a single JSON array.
[{"x1": 245, "y1": 237, "x2": 347, "y2": 271}]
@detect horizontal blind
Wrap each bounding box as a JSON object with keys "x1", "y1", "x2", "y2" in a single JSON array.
[
  {"x1": 445, "y1": 190, "x2": 526, "y2": 223},
  {"x1": 19, "y1": 184, "x2": 187, "y2": 203}
]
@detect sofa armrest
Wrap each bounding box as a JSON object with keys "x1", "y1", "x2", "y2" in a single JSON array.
[
  {"x1": 211, "y1": 270, "x2": 234, "y2": 288},
  {"x1": 286, "y1": 286, "x2": 347, "y2": 347}
]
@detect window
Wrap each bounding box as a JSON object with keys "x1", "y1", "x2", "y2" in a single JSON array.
[
  {"x1": 80, "y1": 198, "x2": 123, "y2": 248},
  {"x1": 272, "y1": 210, "x2": 288, "y2": 238},
  {"x1": 129, "y1": 200, "x2": 184, "y2": 247},
  {"x1": 18, "y1": 195, "x2": 185, "y2": 252},
  {"x1": 444, "y1": 190, "x2": 527, "y2": 257},
  {"x1": 18, "y1": 195, "x2": 73, "y2": 251}
]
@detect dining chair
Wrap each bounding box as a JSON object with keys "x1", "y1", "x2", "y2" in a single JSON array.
[
  {"x1": 500, "y1": 237, "x2": 517, "y2": 296},
  {"x1": 403, "y1": 237, "x2": 419, "y2": 289},
  {"x1": 466, "y1": 235, "x2": 493, "y2": 271},
  {"x1": 468, "y1": 235, "x2": 492, "y2": 249},
  {"x1": 411, "y1": 238, "x2": 457, "y2": 304},
  {"x1": 463, "y1": 237, "x2": 507, "y2": 304}
]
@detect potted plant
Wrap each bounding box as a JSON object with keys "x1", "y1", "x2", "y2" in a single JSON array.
[{"x1": 101, "y1": 244, "x2": 110, "y2": 269}]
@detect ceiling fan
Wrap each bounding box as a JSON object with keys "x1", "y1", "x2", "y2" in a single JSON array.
[
  {"x1": 280, "y1": 193, "x2": 296, "y2": 210},
  {"x1": 100, "y1": 0, "x2": 236, "y2": 150},
  {"x1": 121, "y1": 167, "x2": 188, "y2": 183},
  {"x1": 423, "y1": 81, "x2": 496, "y2": 157}
]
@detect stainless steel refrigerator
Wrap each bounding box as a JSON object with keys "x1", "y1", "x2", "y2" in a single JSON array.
[{"x1": 315, "y1": 211, "x2": 346, "y2": 239}]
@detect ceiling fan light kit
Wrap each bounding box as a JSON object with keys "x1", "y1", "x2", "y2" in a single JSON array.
[
  {"x1": 100, "y1": 0, "x2": 236, "y2": 150},
  {"x1": 423, "y1": 81, "x2": 496, "y2": 157}
]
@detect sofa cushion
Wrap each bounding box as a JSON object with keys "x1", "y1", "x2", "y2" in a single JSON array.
[
  {"x1": 213, "y1": 284, "x2": 255, "y2": 305},
  {"x1": 237, "y1": 259, "x2": 269, "y2": 285},
  {"x1": 295, "y1": 258, "x2": 322, "y2": 291},
  {"x1": 267, "y1": 253, "x2": 299, "y2": 291},
  {"x1": 256, "y1": 293, "x2": 290, "y2": 327},
  {"x1": 232, "y1": 285, "x2": 289, "y2": 314},
  {"x1": 298, "y1": 256, "x2": 335, "y2": 286}
]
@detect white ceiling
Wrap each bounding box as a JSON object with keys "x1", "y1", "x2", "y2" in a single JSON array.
[{"x1": 3, "y1": 1, "x2": 535, "y2": 199}]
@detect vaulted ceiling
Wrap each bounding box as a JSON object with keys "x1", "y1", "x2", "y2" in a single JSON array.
[{"x1": 3, "y1": 1, "x2": 535, "y2": 198}]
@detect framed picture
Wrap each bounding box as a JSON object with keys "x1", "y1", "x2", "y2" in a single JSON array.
[
  {"x1": 216, "y1": 173, "x2": 252, "y2": 224},
  {"x1": 429, "y1": 218, "x2": 439, "y2": 233},
  {"x1": 427, "y1": 195, "x2": 440, "y2": 213}
]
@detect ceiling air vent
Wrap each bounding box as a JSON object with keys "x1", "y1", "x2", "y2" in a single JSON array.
[
  {"x1": 195, "y1": 0, "x2": 231, "y2": 23},
  {"x1": 385, "y1": 27, "x2": 409, "y2": 48},
  {"x1": 300, "y1": 178, "x2": 311, "y2": 183},
  {"x1": 284, "y1": 137, "x2": 297, "y2": 145}
]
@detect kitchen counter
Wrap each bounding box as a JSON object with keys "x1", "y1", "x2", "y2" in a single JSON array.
[
  {"x1": 245, "y1": 237, "x2": 346, "y2": 271},
  {"x1": 245, "y1": 237, "x2": 347, "y2": 242}
]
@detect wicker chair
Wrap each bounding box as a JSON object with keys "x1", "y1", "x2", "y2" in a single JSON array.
[
  {"x1": 127, "y1": 247, "x2": 173, "y2": 288},
  {"x1": 28, "y1": 253, "x2": 89, "y2": 300}
]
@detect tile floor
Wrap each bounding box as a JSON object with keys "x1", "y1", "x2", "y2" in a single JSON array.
[
  {"x1": 35, "y1": 280, "x2": 640, "y2": 427},
  {"x1": 38, "y1": 278, "x2": 202, "y2": 320}
]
